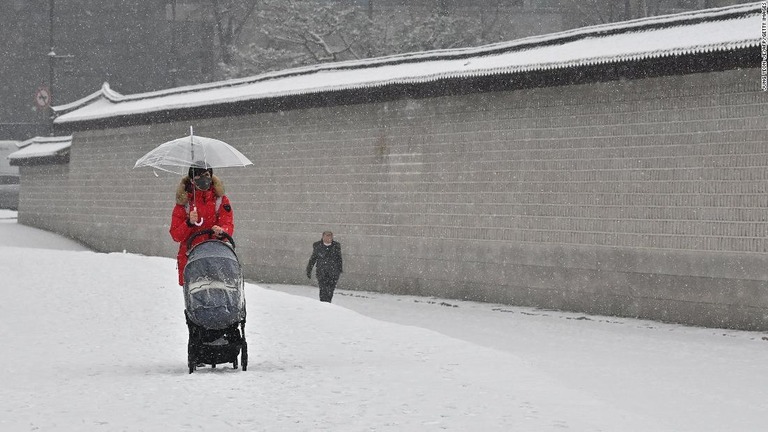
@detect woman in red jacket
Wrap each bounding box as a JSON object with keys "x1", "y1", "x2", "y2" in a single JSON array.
[{"x1": 169, "y1": 163, "x2": 234, "y2": 286}]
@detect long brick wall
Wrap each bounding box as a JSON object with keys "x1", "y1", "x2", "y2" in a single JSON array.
[{"x1": 20, "y1": 67, "x2": 768, "y2": 330}]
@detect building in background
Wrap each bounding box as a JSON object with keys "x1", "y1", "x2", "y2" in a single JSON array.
[
  {"x1": 0, "y1": 0, "x2": 213, "y2": 140},
  {"x1": 0, "y1": 140, "x2": 22, "y2": 210}
]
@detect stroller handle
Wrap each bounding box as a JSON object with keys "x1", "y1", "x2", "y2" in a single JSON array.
[{"x1": 186, "y1": 229, "x2": 236, "y2": 250}]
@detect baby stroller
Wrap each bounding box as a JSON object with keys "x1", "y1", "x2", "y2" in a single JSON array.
[{"x1": 183, "y1": 229, "x2": 247, "y2": 374}]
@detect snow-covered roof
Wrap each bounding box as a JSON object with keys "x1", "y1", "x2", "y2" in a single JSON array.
[
  {"x1": 54, "y1": 3, "x2": 761, "y2": 125},
  {"x1": 8, "y1": 136, "x2": 72, "y2": 163}
]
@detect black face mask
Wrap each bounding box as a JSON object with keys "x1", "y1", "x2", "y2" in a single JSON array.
[{"x1": 194, "y1": 175, "x2": 212, "y2": 191}]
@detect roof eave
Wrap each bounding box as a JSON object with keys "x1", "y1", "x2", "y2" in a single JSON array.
[
  {"x1": 53, "y1": 46, "x2": 759, "y2": 132},
  {"x1": 9, "y1": 151, "x2": 70, "y2": 167}
]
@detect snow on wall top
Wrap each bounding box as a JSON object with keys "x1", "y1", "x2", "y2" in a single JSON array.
[
  {"x1": 8, "y1": 136, "x2": 72, "y2": 160},
  {"x1": 53, "y1": 3, "x2": 762, "y2": 125}
]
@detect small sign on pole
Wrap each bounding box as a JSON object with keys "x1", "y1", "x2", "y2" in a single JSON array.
[{"x1": 34, "y1": 86, "x2": 51, "y2": 111}]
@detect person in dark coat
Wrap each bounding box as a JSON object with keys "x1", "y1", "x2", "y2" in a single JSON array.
[{"x1": 306, "y1": 231, "x2": 343, "y2": 302}]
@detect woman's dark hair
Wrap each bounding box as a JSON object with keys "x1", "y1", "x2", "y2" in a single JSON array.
[{"x1": 188, "y1": 161, "x2": 213, "y2": 178}]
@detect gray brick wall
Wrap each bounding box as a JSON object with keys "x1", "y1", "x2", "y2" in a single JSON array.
[{"x1": 20, "y1": 67, "x2": 768, "y2": 330}]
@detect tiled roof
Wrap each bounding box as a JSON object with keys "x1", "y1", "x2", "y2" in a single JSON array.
[
  {"x1": 54, "y1": 2, "x2": 762, "y2": 124},
  {"x1": 8, "y1": 136, "x2": 72, "y2": 161}
]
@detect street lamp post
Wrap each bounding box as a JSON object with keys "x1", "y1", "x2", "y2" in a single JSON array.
[
  {"x1": 47, "y1": 0, "x2": 55, "y2": 135},
  {"x1": 46, "y1": 0, "x2": 74, "y2": 136}
]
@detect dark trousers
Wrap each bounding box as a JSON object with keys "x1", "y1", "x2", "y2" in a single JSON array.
[{"x1": 318, "y1": 275, "x2": 339, "y2": 303}]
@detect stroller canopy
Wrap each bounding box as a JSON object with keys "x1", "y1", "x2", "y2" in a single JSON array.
[{"x1": 184, "y1": 240, "x2": 245, "y2": 330}]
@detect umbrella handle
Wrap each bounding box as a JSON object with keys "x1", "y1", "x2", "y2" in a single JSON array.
[{"x1": 191, "y1": 205, "x2": 204, "y2": 226}]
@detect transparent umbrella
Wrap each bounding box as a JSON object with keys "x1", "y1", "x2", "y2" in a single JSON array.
[{"x1": 134, "y1": 127, "x2": 253, "y2": 175}]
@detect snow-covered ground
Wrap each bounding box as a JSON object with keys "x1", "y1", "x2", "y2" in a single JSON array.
[{"x1": 1, "y1": 209, "x2": 766, "y2": 431}]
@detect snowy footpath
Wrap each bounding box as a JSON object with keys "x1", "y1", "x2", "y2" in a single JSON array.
[{"x1": 1, "y1": 210, "x2": 766, "y2": 431}]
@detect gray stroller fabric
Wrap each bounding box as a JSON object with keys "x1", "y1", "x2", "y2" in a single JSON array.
[{"x1": 184, "y1": 240, "x2": 245, "y2": 330}]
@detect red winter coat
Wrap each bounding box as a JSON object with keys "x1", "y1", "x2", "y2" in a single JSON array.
[{"x1": 169, "y1": 175, "x2": 234, "y2": 285}]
